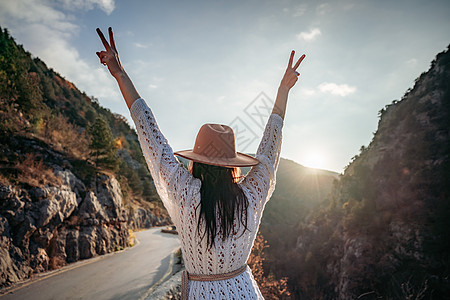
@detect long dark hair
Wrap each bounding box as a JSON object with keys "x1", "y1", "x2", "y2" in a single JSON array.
[{"x1": 190, "y1": 162, "x2": 249, "y2": 250}]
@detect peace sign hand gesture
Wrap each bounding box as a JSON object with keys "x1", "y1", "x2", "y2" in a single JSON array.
[
  {"x1": 280, "y1": 51, "x2": 305, "y2": 90},
  {"x1": 96, "y1": 27, "x2": 124, "y2": 78}
]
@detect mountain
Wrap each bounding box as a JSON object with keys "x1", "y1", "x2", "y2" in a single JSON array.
[
  {"x1": 263, "y1": 45, "x2": 450, "y2": 299},
  {"x1": 0, "y1": 27, "x2": 171, "y2": 289},
  {"x1": 259, "y1": 159, "x2": 338, "y2": 267}
]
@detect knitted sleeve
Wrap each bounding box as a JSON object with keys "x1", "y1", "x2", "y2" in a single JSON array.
[
  {"x1": 130, "y1": 98, "x2": 198, "y2": 218},
  {"x1": 240, "y1": 113, "x2": 283, "y2": 214}
]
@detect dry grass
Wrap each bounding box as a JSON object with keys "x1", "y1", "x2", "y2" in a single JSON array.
[
  {"x1": 128, "y1": 229, "x2": 137, "y2": 247},
  {"x1": 14, "y1": 153, "x2": 62, "y2": 187},
  {"x1": 0, "y1": 173, "x2": 10, "y2": 186},
  {"x1": 43, "y1": 115, "x2": 89, "y2": 159}
]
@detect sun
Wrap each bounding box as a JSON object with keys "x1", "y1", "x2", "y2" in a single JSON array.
[{"x1": 303, "y1": 152, "x2": 326, "y2": 170}]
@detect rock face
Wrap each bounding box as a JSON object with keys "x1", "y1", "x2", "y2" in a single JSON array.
[
  {"x1": 128, "y1": 206, "x2": 166, "y2": 229},
  {"x1": 264, "y1": 46, "x2": 450, "y2": 299},
  {"x1": 327, "y1": 46, "x2": 450, "y2": 299},
  {"x1": 0, "y1": 170, "x2": 170, "y2": 289}
]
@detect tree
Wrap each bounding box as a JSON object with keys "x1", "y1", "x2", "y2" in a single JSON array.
[
  {"x1": 88, "y1": 116, "x2": 119, "y2": 171},
  {"x1": 0, "y1": 27, "x2": 43, "y2": 114}
]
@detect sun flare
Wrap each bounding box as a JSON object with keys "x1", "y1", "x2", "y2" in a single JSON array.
[{"x1": 303, "y1": 152, "x2": 326, "y2": 170}]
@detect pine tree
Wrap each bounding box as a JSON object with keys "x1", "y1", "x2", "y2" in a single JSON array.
[
  {"x1": 0, "y1": 27, "x2": 43, "y2": 114},
  {"x1": 88, "y1": 116, "x2": 118, "y2": 171}
]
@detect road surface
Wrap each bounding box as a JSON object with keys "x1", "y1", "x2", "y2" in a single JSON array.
[{"x1": 1, "y1": 228, "x2": 180, "y2": 300}]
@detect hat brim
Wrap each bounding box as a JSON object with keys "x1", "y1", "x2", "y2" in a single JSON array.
[{"x1": 174, "y1": 150, "x2": 259, "y2": 167}]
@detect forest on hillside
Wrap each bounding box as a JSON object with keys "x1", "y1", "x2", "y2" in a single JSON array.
[{"x1": 0, "y1": 27, "x2": 162, "y2": 207}]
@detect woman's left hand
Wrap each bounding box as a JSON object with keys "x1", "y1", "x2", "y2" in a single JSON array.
[
  {"x1": 96, "y1": 27, "x2": 125, "y2": 78},
  {"x1": 279, "y1": 50, "x2": 305, "y2": 90}
]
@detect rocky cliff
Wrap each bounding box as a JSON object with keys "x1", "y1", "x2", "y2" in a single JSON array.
[
  {"x1": 327, "y1": 45, "x2": 450, "y2": 299},
  {"x1": 0, "y1": 28, "x2": 171, "y2": 289},
  {"x1": 0, "y1": 137, "x2": 170, "y2": 289},
  {"x1": 272, "y1": 46, "x2": 450, "y2": 299},
  {"x1": 0, "y1": 172, "x2": 126, "y2": 283}
]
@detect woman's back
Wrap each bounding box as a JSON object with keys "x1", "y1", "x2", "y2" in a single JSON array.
[
  {"x1": 95, "y1": 28, "x2": 303, "y2": 298},
  {"x1": 130, "y1": 98, "x2": 283, "y2": 298}
]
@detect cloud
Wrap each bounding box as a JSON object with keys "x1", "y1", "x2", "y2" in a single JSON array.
[
  {"x1": 57, "y1": 0, "x2": 115, "y2": 15},
  {"x1": 318, "y1": 82, "x2": 356, "y2": 96},
  {"x1": 0, "y1": 0, "x2": 78, "y2": 31},
  {"x1": 406, "y1": 58, "x2": 418, "y2": 67},
  {"x1": 297, "y1": 28, "x2": 321, "y2": 42},
  {"x1": 0, "y1": 0, "x2": 119, "y2": 103},
  {"x1": 134, "y1": 42, "x2": 148, "y2": 48}
]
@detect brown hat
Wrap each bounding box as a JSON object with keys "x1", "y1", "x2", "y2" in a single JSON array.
[{"x1": 174, "y1": 123, "x2": 259, "y2": 167}]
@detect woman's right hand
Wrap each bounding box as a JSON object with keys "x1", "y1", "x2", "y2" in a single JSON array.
[
  {"x1": 279, "y1": 50, "x2": 305, "y2": 91},
  {"x1": 271, "y1": 50, "x2": 305, "y2": 119},
  {"x1": 96, "y1": 27, "x2": 125, "y2": 79}
]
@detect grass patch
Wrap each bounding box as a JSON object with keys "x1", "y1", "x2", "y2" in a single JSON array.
[{"x1": 14, "y1": 152, "x2": 62, "y2": 187}]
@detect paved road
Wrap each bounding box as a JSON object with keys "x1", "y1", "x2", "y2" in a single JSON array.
[{"x1": 1, "y1": 228, "x2": 180, "y2": 300}]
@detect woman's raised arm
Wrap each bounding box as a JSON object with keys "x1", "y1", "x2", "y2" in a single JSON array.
[
  {"x1": 240, "y1": 50, "x2": 305, "y2": 212},
  {"x1": 95, "y1": 27, "x2": 196, "y2": 218},
  {"x1": 96, "y1": 27, "x2": 140, "y2": 109},
  {"x1": 272, "y1": 50, "x2": 305, "y2": 119}
]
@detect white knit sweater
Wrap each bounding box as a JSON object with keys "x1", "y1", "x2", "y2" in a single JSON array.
[{"x1": 130, "y1": 98, "x2": 283, "y2": 299}]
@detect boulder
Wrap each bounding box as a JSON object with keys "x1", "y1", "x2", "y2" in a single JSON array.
[
  {"x1": 65, "y1": 229, "x2": 79, "y2": 263},
  {"x1": 79, "y1": 191, "x2": 108, "y2": 222},
  {"x1": 0, "y1": 240, "x2": 31, "y2": 286},
  {"x1": 0, "y1": 214, "x2": 11, "y2": 238},
  {"x1": 37, "y1": 187, "x2": 77, "y2": 227},
  {"x1": 13, "y1": 215, "x2": 36, "y2": 248},
  {"x1": 79, "y1": 227, "x2": 97, "y2": 259},
  {"x1": 37, "y1": 198, "x2": 59, "y2": 227},
  {"x1": 54, "y1": 169, "x2": 86, "y2": 204},
  {"x1": 30, "y1": 248, "x2": 49, "y2": 273},
  {"x1": 33, "y1": 227, "x2": 54, "y2": 249},
  {"x1": 95, "y1": 175, "x2": 125, "y2": 220}
]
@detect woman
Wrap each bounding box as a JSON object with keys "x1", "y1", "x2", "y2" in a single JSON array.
[{"x1": 96, "y1": 27, "x2": 305, "y2": 299}]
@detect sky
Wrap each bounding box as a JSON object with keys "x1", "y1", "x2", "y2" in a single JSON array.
[{"x1": 1, "y1": 0, "x2": 449, "y2": 173}]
